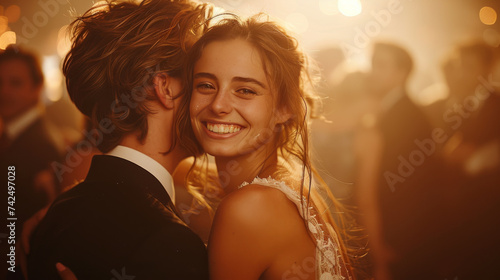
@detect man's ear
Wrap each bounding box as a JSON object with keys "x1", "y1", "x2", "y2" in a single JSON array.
[{"x1": 153, "y1": 72, "x2": 177, "y2": 109}]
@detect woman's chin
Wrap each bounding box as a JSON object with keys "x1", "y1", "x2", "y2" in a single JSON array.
[{"x1": 203, "y1": 147, "x2": 237, "y2": 158}]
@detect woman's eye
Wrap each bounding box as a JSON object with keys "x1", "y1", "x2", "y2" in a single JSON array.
[
  {"x1": 196, "y1": 83, "x2": 216, "y2": 93},
  {"x1": 236, "y1": 88, "x2": 256, "y2": 95}
]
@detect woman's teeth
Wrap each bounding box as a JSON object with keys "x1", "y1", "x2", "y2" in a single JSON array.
[{"x1": 207, "y1": 123, "x2": 242, "y2": 134}]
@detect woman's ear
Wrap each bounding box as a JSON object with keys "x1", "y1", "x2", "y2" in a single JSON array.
[{"x1": 153, "y1": 72, "x2": 177, "y2": 109}]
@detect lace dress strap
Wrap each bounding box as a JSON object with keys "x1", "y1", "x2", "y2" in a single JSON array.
[{"x1": 239, "y1": 177, "x2": 351, "y2": 280}]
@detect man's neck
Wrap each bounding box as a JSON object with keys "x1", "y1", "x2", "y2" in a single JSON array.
[{"x1": 120, "y1": 133, "x2": 185, "y2": 175}]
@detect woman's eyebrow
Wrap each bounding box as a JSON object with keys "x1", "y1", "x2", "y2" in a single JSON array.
[
  {"x1": 193, "y1": 72, "x2": 217, "y2": 80},
  {"x1": 232, "y1": 76, "x2": 267, "y2": 89}
]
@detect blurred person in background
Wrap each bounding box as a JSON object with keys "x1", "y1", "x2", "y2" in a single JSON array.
[
  {"x1": 436, "y1": 41, "x2": 499, "y2": 178},
  {"x1": 354, "y1": 42, "x2": 445, "y2": 279},
  {"x1": 424, "y1": 40, "x2": 500, "y2": 279},
  {"x1": 0, "y1": 45, "x2": 63, "y2": 279}
]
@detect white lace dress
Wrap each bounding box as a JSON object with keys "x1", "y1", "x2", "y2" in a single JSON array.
[{"x1": 239, "y1": 177, "x2": 352, "y2": 280}]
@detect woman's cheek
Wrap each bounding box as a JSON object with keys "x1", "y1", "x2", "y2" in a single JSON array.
[{"x1": 190, "y1": 93, "x2": 203, "y2": 115}]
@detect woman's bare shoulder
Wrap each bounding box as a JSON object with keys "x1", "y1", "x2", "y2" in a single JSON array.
[
  {"x1": 208, "y1": 183, "x2": 316, "y2": 279},
  {"x1": 212, "y1": 183, "x2": 307, "y2": 243}
]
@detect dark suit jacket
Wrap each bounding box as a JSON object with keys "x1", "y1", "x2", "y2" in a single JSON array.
[
  {"x1": 442, "y1": 93, "x2": 500, "y2": 279},
  {"x1": 0, "y1": 116, "x2": 62, "y2": 224},
  {"x1": 1, "y1": 116, "x2": 62, "y2": 279},
  {"x1": 376, "y1": 94, "x2": 446, "y2": 279},
  {"x1": 27, "y1": 155, "x2": 208, "y2": 280}
]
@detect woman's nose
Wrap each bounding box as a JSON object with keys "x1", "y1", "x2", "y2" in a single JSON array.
[{"x1": 209, "y1": 88, "x2": 232, "y2": 115}]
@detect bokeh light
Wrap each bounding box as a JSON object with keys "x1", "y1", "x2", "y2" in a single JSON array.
[
  {"x1": 42, "y1": 55, "x2": 64, "y2": 102},
  {"x1": 338, "y1": 0, "x2": 362, "y2": 17},
  {"x1": 5, "y1": 5, "x2": 21, "y2": 23},
  {"x1": 319, "y1": 0, "x2": 338, "y2": 16},
  {"x1": 0, "y1": 30, "x2": 16, "y2": 50},
  {"x1": 285, "y1": 12, "x2": 309, "y2": 34},
  {"x1": 479, "y1": 6, "x2": 497, "y2": 25}
]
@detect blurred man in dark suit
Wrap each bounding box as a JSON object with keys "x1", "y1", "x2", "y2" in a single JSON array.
[
  {"x1": 0, "y1": 45, "x2": 63, "y2": 279},
  {"x1": 356, "y1": 42, "x2": 444, "y2": 280},
  {"x1": 428, "y1": 41, "x2": 500, "y2": 279}
]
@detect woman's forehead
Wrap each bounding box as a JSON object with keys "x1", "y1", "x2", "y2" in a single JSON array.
[{"x1": 195, "y1": 39, "x2": 267, "y2": 82}]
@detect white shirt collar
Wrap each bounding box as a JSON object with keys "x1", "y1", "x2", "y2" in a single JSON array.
[
  {"x1": 5, "y1": 106, "x2": 41, "y2": 141},
  {"x1": 106, "y1": 145, "x2": 176, "y2": 204}
]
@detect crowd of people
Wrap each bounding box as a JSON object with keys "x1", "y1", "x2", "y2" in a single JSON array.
[
  {"x1": 0, "y1": 0, "x2": 499, "y2": 279},
  {"x1": 312, "y1": 39, "x2": 500, "y2": 279}
]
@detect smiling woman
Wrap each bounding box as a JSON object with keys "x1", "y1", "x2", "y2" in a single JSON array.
[
  {"x1": 176, "y1": 14, "x2": 359, "y2": 280},
  {"x1": 190, "y1": 38, "x2": 288, "y2": 159}
]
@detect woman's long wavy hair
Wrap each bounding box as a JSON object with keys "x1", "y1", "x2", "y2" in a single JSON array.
[{"x1": 175, "y1": 14, "x2": 364, "y2": 276}]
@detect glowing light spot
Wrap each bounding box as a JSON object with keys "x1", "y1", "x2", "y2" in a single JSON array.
[
  {"x1": 0, "y1": 31, "x2": 16, "y2": 50},
  {"x1": 480, "y1": 6, "x2": 497, "y2": 25},
  {"x1": 285, "y1": 13, "x2": 309, "y2": 34},
  {"x1": 5, "y1": 5, "x2": 20, "y2": 23},
  {"x1": 42, "y1": 55, "x2": 63, "y2": 102},
  {"x1": 338, "y1": 0, "x2": 362, "y2": 17},
  {"x1": 319, "y1": 0, "x2": 338, "y2": 16}
]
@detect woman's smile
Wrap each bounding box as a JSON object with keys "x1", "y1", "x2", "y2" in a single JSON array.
[
  {"x1": 206, "y1": 122, "x2": 243, "y2": 134},
  {"x1": 201, "y1": 121, "x2": 245, "y2": 140}
]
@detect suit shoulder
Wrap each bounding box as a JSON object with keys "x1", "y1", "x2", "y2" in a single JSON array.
[{"x1": 126, "y1": 222, "x2": 208, "y2": 279}]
